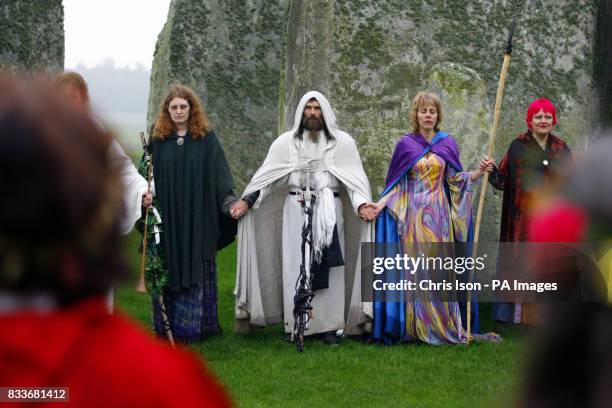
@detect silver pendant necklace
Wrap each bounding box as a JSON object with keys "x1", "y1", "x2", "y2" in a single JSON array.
[{"x1": 177, "y1": 136, "x2": 184, "y2": 146}]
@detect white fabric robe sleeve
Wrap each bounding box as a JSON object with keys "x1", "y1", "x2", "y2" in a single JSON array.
[
  {"x1": 348, "y1": 189, "x2": 368, "y2": 214},
  {"x1": 328, "y1": 134, "x2": 372, "y2": 213},
  {"x1": 252, "y1": 174, "x2": 290, "y2": 209},
  {"x1": 108, "y1": 139, "x2": 148, "y2": 235}
]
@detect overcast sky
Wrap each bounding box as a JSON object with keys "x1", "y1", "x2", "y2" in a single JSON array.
[{"x1": 63, "y1": 0, "x2": 171, "y2": 69}]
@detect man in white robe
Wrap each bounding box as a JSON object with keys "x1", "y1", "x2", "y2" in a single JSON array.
[
  {"x1": 231, "y1": 91, "x2": 376, "y2": 344},
  {"x1": 57, "y1": 72, "x2": 150, "y2": 312}
]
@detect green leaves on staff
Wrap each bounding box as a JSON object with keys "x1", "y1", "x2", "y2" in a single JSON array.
[{"x1": 137, "y1": 155, "x2": 168, "y2": 298}]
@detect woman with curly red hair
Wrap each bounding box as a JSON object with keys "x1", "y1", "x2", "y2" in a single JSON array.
[
  {"x1": 150, "y1": 84, "x2": 238, "y2": 343},
  {"x1": 480, "y1": 97, "x2": 573, "y2": 325}
]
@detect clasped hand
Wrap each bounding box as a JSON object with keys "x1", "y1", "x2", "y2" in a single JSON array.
[
  {"x1": 230, "y1": 200, "x2": 381, "y2": 222},
  {"x1": 230, "y1": 200, "x2": 250, "y2": 220},
  {"x1": 358, "y1": 202, "x2": 381, "y2": 222}
]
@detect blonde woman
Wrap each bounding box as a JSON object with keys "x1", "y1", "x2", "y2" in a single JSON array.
[{"x1": 372, "y1": 92, "x2": 489, "y2": 345}]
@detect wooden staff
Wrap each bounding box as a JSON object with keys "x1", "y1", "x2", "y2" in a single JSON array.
[
  {"x1": 135, "y1": 131, "x2": 151, "y2": 293},
  {"x1": 467, "y1": 18, "x2": 518, "y2": 344},
  {"x1": 134, "y1": 131, "x2": 175, "y2": 346}
]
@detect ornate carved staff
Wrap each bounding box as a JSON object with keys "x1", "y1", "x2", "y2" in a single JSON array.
[{"x1": 292, "y1": 165, "x2": 317, "y2": 352}]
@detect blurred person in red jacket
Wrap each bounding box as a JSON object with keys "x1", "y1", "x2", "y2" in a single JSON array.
[
  {"x1": 517, "y1": 136, "x2": 612, "y2": 408},
  {"x1": 0, "y1": 76, "x2": 231, "y2": 408}
]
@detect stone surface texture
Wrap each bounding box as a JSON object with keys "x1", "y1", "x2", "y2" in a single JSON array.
[
  {"x1": 150, "y1": 0, "x2": 599, "y2": 241},
  {"x1": 0, "y1": 0, "x2": 64, "y2": 73},
  {"x1": 594, "y1": 0, "x2": 612, "y2": 130},
  {"x1": 278, "y1": 0, "x2": 595, "y2": 241},
  {"x1": 147, "y1": 0, "x2": 288, "y2": 191}
]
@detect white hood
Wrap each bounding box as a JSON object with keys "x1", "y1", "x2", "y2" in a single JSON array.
[
  {"x1": 242, "y1": 90, "x2": 371, "y2": 203},
  {"x1": 289, "y1": 91, "x2": 339, "y2": 137}
]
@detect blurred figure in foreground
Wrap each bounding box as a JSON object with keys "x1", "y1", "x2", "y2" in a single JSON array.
[
  {"x1": 0, "y1": 76, "x2": 230, "y2": 407},
  {"x1": 55, "y1": 71, "x2": 150, "y2": 313},
  {"x1": 55, "y1": 71, "x2": 151, "y2": 234},
  {"x1": 518, "y1": 136, "x2": 612, "y2": 408}
]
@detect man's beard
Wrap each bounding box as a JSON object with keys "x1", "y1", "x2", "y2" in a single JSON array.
[{"x1": 303, "y1": 115, "x2": 323, "y2": 131}]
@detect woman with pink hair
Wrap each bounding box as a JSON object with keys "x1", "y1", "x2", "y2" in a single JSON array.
[{"x1": 480, "y1": 98, "x2": 573, "y2": 325}]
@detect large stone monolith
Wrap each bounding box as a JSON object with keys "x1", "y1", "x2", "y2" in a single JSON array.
[{"x1": 0, "y1": 0, "x2": 64, "y2": 73}]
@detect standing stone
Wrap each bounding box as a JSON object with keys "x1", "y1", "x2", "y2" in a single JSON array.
[
  {"x1": 594, "y1": 0, "x2": 612, "y2": 131},
  {"x1": 425, "y1": 63, "x2": 490, "y2": 167},
  {"x1": 281, "y1": 0, "x2": 597, "y2": 242},
  {"x1": 425, "y1": 62, "x2": 500, "y2": 243},
  {"x1": 147, "y1": 0, "x2": 289, "y2": 192},
  {"x1": 0, "y1": 0, "x2": 64, "y2": 73}
]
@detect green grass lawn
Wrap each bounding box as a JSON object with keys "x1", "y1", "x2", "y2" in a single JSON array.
[{"x1": 117, "y1": 232, "x2": 526, "y2": 408}]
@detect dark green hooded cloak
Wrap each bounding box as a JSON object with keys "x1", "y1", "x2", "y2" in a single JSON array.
[{"x1": 151, "y1": 131, "x2": 236, "y2": 291}]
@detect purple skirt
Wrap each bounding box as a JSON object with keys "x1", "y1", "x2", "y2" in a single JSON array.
[{"x1": 153, "y1": 260, "x2": 221, "y2": 343}]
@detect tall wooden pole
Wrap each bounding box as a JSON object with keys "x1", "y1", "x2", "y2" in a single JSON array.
[
  {"x1": 467, "y1": 21, "x2": 516, "y2": 344},
  {"x1": 136, "y1": 131, "x2": 150, "y2": 293}
]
